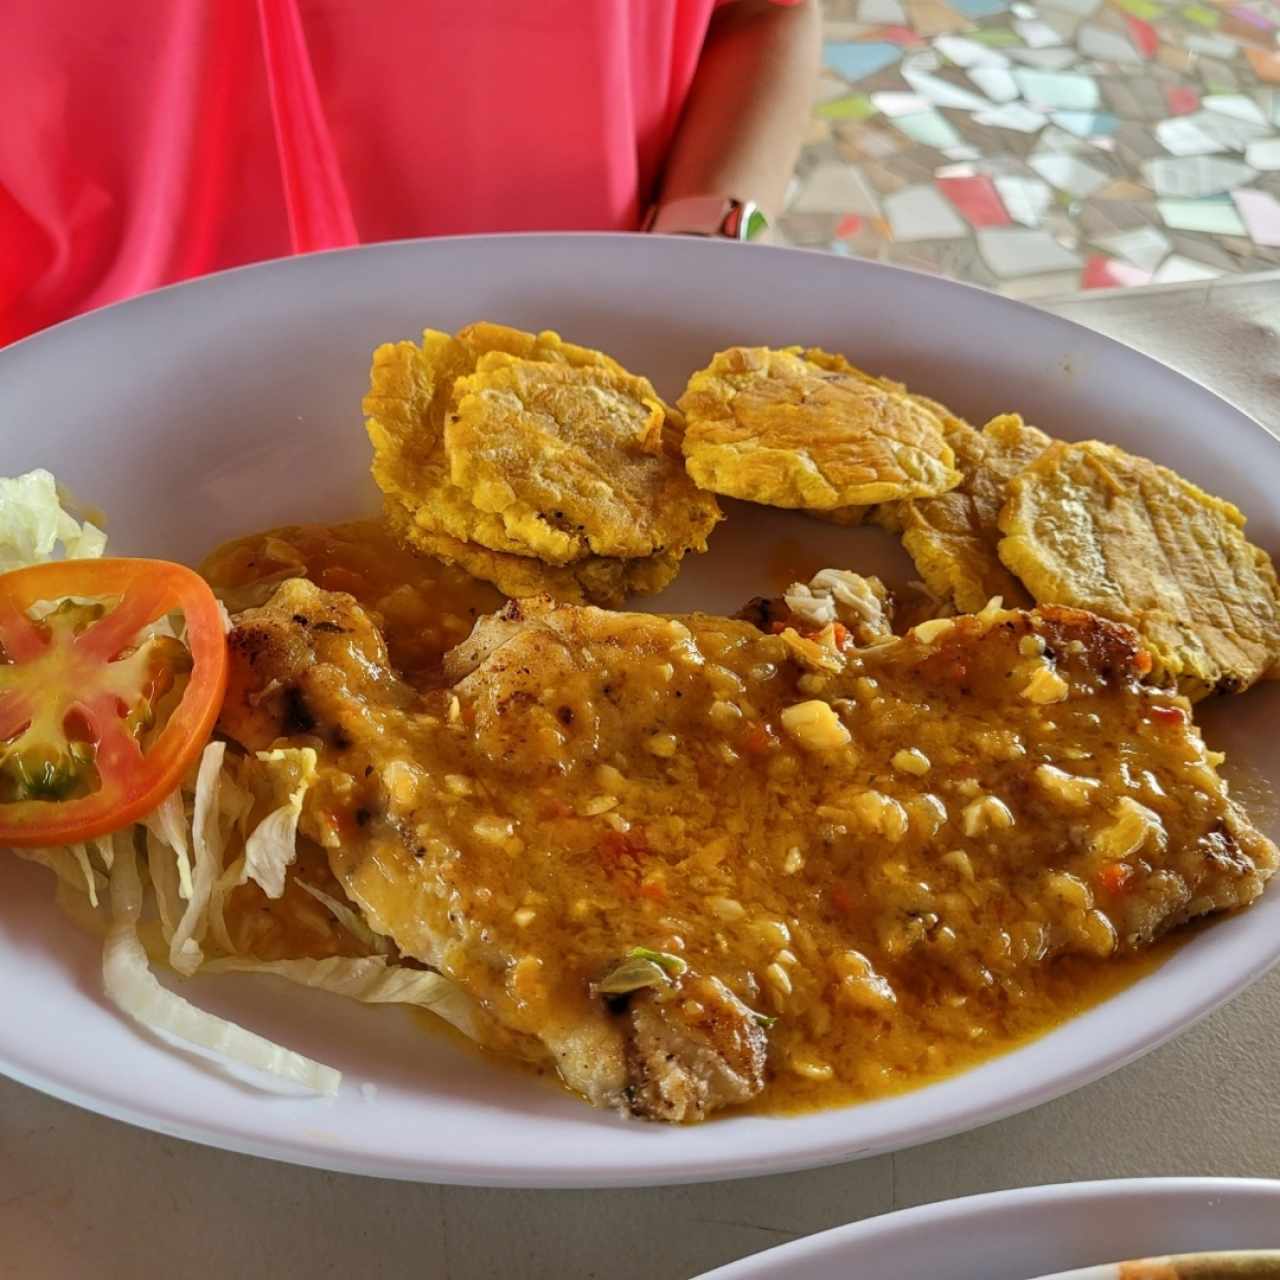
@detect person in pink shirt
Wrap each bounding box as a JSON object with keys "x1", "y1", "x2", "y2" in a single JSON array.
[{"x1": 1, "y1": 0, "x2": 819, "y2": 344}]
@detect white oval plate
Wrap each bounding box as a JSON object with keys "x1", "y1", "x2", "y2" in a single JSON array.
[
  {"x1": 694, "y1": 1178, "x2": 1280, "y2": 1279},
  {"x1": 0, "y1": 235, "x2": 1277, "y2": 1187}
]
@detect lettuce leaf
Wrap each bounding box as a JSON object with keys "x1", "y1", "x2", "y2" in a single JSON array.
[
  {"x1": 201, "y1": 955, "x2": 488, "y2": 1041},
  {"x1": 0, "y1": 468, "x2": 106, "y2": 572},
  {"x1": 104, "y1": 837, "x2": 340, "y2": 1096},
  {"x1": 168, "y1": 741, "x2": 228, "y2": 976},
  {"x1": 243, "y1": 748, "x2": 317, "y2": 899},
  {"x1": 143, "y1": 789, "x2": 192, "y2": 900}
]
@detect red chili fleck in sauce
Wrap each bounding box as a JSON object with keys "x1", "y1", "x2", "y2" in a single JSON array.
[{"x1": 1098, "y1": 862, "x2": 1134, "y2": 894}]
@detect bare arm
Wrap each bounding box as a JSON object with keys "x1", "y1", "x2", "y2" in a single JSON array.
[{"x1": 655, "y1": 0, "x2": 821, "y2": 224}]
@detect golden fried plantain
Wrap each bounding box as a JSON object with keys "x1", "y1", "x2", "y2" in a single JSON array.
[
  {"x1": 383, "y1": 497, "x2": 680, "y2": 607},
  {"x1": 998, "y1": 439, "x2": 1280, "y2": 698},
  {"x1": 677, "y1": 346, "x2": 961, "y2": 510},
  {"x1": 878, "y1": 413, "x2": 1053, "y2": 613},
  {"x1": 367, "y1": 323, "x2": 718, "y2": 569},
  {"x1": 364, "y1": 332, "x2": 547, "y2": 559},
  {"x1": 445, "y1": 352, "x2": 720, "y2": 563}
]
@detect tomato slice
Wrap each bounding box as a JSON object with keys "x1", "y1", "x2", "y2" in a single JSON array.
[{"x1": 0, "y1": 558, "x2": 228, "y2": 847}]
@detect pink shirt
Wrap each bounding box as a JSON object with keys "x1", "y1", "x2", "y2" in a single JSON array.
[{"x1": 2, "y1": 0, "x2": 788, "y2": 344}]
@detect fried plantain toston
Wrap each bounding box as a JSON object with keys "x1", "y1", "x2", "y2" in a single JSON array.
[
  {"x1": 383, "y1": 496, "x2": 681, "y2": 607},
  {"x1": 878, "y1": 413, "x2": 1054, "y2": 614},
  {"x1": 677, "y1": 346, "x2": 961, "y2": 511},
  {"x1": 998, "y1": 439, "x2": 1280, "y2": 698},
  {"x1": 367, "y1": 322, "x2": 718, "y2": 570},
  {"x1": 364, "y1": 330, "x2": 544, "y2": 559},
  {"x1": 446, "y1": 351, "x2": 721, "y2": 563}
]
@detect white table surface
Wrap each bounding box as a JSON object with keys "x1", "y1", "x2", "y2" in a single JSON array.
[{"x1": 2, "y1": 271, "x2": 1278, "y2": 1280}]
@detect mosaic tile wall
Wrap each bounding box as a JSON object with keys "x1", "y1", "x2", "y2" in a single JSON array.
[{"x1": 777, "y1": 0, "x2": 1280, "y2": 295}]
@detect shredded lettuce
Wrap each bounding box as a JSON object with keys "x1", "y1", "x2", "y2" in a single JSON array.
[
  {"x1": 168, "y1": 741, "x2": 228, "y2": 976},
  {"x1": 143, "y1": 789, "x2": 193, "y2": 900},
  {"x1": 243, "y1": 748, "x2": 317, "y2": 899},
  {"x1": 145, "y1": 828, "x2": 183, "y2": 942},
  {"x1": 104, "y1": 838, "x2": 340, "y2": 1096},
  {"x1": 201, "y1": 955, "x2": 487, "y2": 1041},
  {"x1": 14, "y1": 844, "x2": 107, "y2": 900},
  {"x1": 0, "y1": 468, "x2": 106, "y2": 572}
]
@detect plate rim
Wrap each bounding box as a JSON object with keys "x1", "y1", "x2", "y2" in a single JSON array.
[{"x1": 692, "y1": 1177, "x2": 1280, "y2": 1278}]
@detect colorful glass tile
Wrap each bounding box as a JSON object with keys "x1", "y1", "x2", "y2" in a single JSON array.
[
  {"x1": 1078, "y1": 23, "x2": 1144, "y2": 60},
  {"x1": 935, "y1": 34, "x2": 1012, "y2": 64},
  {"x1": 1144, "y1": 154, "x2": 1259, "y2": 195},
  {"x1": 994, "y1": 174, "x2": 1056, "y2": 224},
  {"x1": 1112, "y1": 0, "x2": 1163, "y2": 18},
  {"x1": 902, "y1": 62, "x2": 994, "y2": 106},
  {"x1": 1182, "y1": 3, "x2": 1223, "y2": 23},
  {"x1": 1094, "y1": 225, "x2": 1172, "y2": 268},
  {"x1": 892, "y1": 108, "x2": 965, "y2": 146},
  {"x1": 1154, "y1": 116, "x2": 1231, "y2": 154},
  {"x1": 1229, "y1": 5, "x2": 1277, "y2": 30},
  {"x1": 1245, "y1": 137, "x2": 1280, "y2": 168},
  {"x1": 824, "y1": 42, "x2": 904, "y2": 80},
  {"x1": 792, "y1": 161, "x2": 886, "y2": 215},
  {"x1": 938, "y1": 174, "x2": 1016, "y2": 223},
  {"x1": 968, "y1": 27, "x2": 1026, "y2": 43},
  {"x1": 872, "y1": 90, "x2": 932, "y2": 114},
  {"x1": 950, "y1": 0, "x2": 1013, "y2": 15},
  {"x1": 1157, "y1": 195, "x2": 1249, "y2": 232},
  {"x1": 885, "y1": 184, "x2": 972, "y2": 237},
  {"x1": 1203, "y1": 93, "x2": 1269, "y2": 122},
  {"x1": 1184, "y1": 108, "x2": 1272, "y2": 147},
  {"x1": 816, "y1": 94, "x2": 881, "y2": 120},
  {"x1": 1165, "y1": 85, "x2": 1202, "y2": 115},
  {"x1": 976, "y1": 226, "x2": 1083, "y2": 273},
  {"x1": 974, "y1": 102, "x2": 1052, "y2": 129},
  {"x1": 1016, "y1": 17, "x2": 1068, "y2": 42},
  {"x1": 968, "y1": 65, "x2": 1022, "y2": 99},
  {"x1": 1052, "y1": 110, "x2": 1122, "y2": 135},
  {"x1": 1183, "y1": 32, "x2": 1242, "y2": 57},
  {"x1": 1014, "y1": 69, "x2": 1103, "y2": 109},
  {"x1": 905, "y1": 0, "x2": 977, "y2": 34},
  {"x1": 909, "y1": 48, "x2": 946, "y2": 70},
  {"x1": 1031, "y1": 152, "x2": 1113, "y2": 195},
  {"x1": 1125, "y1": 15, "x2": 1161, "y2": 54},
  {"x1": 1082, "y1": 253, "x2": 1156, "y2": 285},
  {"x1": 1231, "y1": 186, "x2": 1280, "y2": 241}
]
